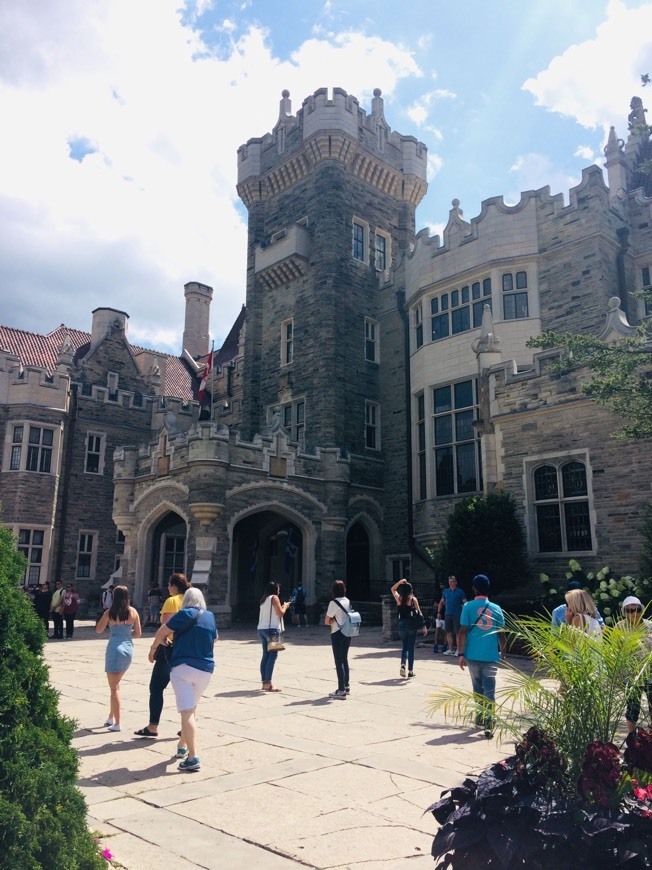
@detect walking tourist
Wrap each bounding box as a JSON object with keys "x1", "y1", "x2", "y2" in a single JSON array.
[
  {"x1": 96, "y1": 585, "x2": 142, "y2": 732},
  {"x1": 149, "y1": 587, "x2": 217, "y2": 771},
  {"x1": 35, "y1": 581, "x2": 51, "y2": 636},
  {"x1": 135, "y1": 572, "x2": 191, "y2": 738},
  {"x1": 146, "y1": 580, "x2": 163, "y2": 626},
  {"x1": 291, "y1": 579, "x2": 308, "y2": 627},
  {"x1": 258, "y1": 581, "x2": 291, "y2": 692},
  {"x1": 101, "y1": 584, "x2": 114, "y2": 611},
  {"x1": 438, "y1": 575, "x2": 467, "y2": 656},
  {"x1": 551, "y1": 579, "x2": 605, "y2": 628},
  {"x1": 616, "y1": 596, "x2": 652, "y2": 733},
  {"x1": 325, "y1": 579, "x2": 354, "y2": 699},
  {"x1": 62, "y1": 583, "x2": 80, "y2": 638},
  {"x1": 50, "y1": 580, "x2": 65, "y2": 640},
  {"x1": 391, "y1": 578, "x2": 427, "y2": 678},
  {"x1": 564, "y1": 588, "x2": 602, "y2": 636},
  {"x1": 457, "y1": 574, "x2": 506, "y2": 739}
]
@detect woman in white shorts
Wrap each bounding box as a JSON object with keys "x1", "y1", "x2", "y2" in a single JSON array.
[{"x1": 149, "y1": 588, "x2": 217, "y2": 772}]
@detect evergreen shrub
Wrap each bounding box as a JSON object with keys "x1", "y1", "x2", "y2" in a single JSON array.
[
  {"x1": 0, "y1": 525, "x2": 104, "y2": 869},
  {"x1": 433, "y1": 491, "x2": 530, "y2": 592}
]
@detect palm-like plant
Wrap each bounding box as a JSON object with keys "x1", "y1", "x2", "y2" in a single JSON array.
[{"x1": 426, "y1": 614, "x2": 652, "y2": 786}]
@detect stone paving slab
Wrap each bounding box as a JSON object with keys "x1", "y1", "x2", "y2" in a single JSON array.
[{"x1": 45, "y1": 622, "x2": 517, "y2": 869}]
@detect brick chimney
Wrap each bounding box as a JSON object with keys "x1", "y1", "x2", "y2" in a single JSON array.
[{"x1": 182, "y1": 281, "x2": 213, "y2": 359}]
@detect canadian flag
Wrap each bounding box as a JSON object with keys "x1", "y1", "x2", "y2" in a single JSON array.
[{"x1": 198, "y1": 350, "x2": 213, "y2": 404}]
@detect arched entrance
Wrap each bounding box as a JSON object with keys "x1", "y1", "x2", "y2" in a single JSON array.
[
  {"x1": 231, "y1": 511, "x2": 303, "y2": 621},
  {"x1": 346, "y1": 521, "x2": 371, "y2": 601},
  {"x1": 150, "y1": 511, "x2": 187, "y2": 588}
]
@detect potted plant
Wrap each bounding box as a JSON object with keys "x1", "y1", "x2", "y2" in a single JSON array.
[{"x1": 425, "y1": 615, "x2": 652, "y2": 868}]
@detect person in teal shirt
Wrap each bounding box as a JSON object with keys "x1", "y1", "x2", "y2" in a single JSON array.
[{"x1": 457, "y1": 574, "x2": 505, "y2": 739}]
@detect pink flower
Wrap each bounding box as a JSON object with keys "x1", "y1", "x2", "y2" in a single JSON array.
[
  {"x1": 633, "y1": 787, "x2": 648, "y2": 801},
  {"x1": 102, "y1": 848, "x2": 113, "y2": 860}
]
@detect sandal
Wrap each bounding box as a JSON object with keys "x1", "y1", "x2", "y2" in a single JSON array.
[
  {"x1": 134, "y1": 727, "x2": 158, "y2": 737},
  {"x1": 263, "y1": 684, "x2": 281, "y2": 692}
]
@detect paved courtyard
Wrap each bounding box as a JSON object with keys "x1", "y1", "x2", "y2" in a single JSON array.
[{"x1": 46, "y1": 622, "x2": 512, "y2": 869}]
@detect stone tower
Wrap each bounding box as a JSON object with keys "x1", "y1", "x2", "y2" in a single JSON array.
[{"x1": 236, "y1": 87, "x2": 428, "y2": 453}]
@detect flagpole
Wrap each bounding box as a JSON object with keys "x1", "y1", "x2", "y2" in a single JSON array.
[{"x1": 209, "y1": 340, "x2": 215, "y2": 422}]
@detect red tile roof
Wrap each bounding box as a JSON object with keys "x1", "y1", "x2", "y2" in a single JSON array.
[{"x1": 0, "y1": 323, "x2": 197, "y2": 402}]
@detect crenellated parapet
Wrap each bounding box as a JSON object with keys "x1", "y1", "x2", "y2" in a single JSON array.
[
  {"x1": 0, "y1": 359, "x2": 70, "y2": 410},
  {"x1": 405, "y1": 164, "x2": 615, "y2": 301},
  {"x1": 237, "y1": 87, "x2": 428, "y2": 208}
]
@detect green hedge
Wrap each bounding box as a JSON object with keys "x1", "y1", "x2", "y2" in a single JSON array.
[{"x1": 0, "y1": 525, "x2": 104, "y2": 869}]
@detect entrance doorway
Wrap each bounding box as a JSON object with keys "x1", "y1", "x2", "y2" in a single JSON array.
[
  {"x1": 346, "y1": 522, "x2": 370, "y2": 601},
  {"x1": 231, "y1": 511, "x2": 303, "y2": 621}
]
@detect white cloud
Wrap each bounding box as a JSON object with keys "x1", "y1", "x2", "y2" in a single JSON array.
[
  {"x1": 0, "y1": 1, "x2": 422, "y2": 349},
  {"x1": 523, "y1": 0, "x2": 652, "y2": 131},
  {"x1": 427, "y1": 154, "x2": 444, "y2": 180},
  {"x1": 574, "y1": 145, "x2": 594, "y2": 161},
  {"x1": 406, "y1": 87, "x2": 456, "y2": 128},
  {"x1": 507, "y1": 152, "x2": 582, "y2": 204}
]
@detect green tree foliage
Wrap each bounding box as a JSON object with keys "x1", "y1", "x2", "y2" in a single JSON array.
[
  {"x1": 0, "y1": 525, "x2": 104, "y2": 869},
  {"x1": 527, "y1": 314, "x2": 652, "y2": 439},
  {"x1": 433, "y1": 491, "x2": 529, "y2": 592}
]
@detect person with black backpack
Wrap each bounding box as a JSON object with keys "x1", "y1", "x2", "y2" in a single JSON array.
[{"x1": 291, "y1": 580, "x2": 308, "y2": 627}]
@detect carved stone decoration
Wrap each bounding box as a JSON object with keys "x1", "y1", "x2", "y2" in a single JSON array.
[{"x1": 189, "y1": 503, "x2": 223, "y2": 527}]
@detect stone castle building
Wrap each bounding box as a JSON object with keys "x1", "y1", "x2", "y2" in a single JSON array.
[{"x1": 1, "y1": 87, "x2": 651, "y2": 620}]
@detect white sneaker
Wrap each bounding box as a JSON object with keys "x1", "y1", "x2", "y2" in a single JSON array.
[
  {"x1": 104, "y1": 716, "x2": 115, "y2": 727},
  {"x1": 442, "y1": 650, "x2": 454, "y2": 656},
  {"x1": 454, "y1": 651, "x2": 459, "y2": 656},
  {"x1": 400, "y1": 664, "x2": 406, "y2": 678},
  {"x1": 107, "y1": 724, "x2": 121, "y2": 732}
]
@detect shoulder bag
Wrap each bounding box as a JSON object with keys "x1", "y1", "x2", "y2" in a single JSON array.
[{"x1": 267, "y1": 598, "x2": 286, "y2": 652}]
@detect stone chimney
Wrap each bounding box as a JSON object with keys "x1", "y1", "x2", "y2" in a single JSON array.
[
  {"x1": 183, "y1": 281, "x2": 213, "y2": 359},
  {"x1": 90, "y1": 308, "x2": 129, "y2": 352}
]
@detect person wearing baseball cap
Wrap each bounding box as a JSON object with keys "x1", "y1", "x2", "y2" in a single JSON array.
[
  {"x1": 456, "y1": 574, "x2": 506, "y2": 739},
  {"x1": 616, "y1": 596, "x2": 652, "y2": 733}
]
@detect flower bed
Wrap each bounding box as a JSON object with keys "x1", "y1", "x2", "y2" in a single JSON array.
[{"x1": 429, "y1": 728, "x2": 652, "y2": 868}]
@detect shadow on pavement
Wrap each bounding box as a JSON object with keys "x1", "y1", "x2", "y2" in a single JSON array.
[{"x1": 215, "y1": 689, "x2": 265, "y2": 698}]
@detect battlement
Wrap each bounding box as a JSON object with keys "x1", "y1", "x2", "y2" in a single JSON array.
[
  {"x1": 406, "y1": 164, "x2": 612, "y2": 296},
  {"x1": 0, "y1": 361, "x2": 70, "y2": 410},
  {"x1": 237, "y1": 87, "x2": 428, "y2": 198}
]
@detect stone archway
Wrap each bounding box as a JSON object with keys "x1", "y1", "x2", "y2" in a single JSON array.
[
  {"x1": 230, "y1": 511, "x2": 303, "y2": 621},
  {"x1": 135, "y1": 507, "x2": 188, "y2": 605},
  {"x1": 228, "y1": 504, "x2": 315, "y2": 622}
]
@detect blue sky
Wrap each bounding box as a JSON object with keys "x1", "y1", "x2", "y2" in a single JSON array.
[{"x1": 0, "y1": 0, "x2": 650, "y2": 352}]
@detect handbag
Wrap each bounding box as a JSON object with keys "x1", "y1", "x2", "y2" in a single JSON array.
[
  {"x1": 266, "y1": 598, "x2": 285, "y2": 652},
  {"x1": 409, "y1": 604, "x2": 426, "y2": 629},
  {"x1": 155, "y1": 608, "x2": 203, "y2": 664}
]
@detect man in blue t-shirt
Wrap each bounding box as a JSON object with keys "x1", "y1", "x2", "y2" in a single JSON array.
[
  {"x1": 437, "y1": 575, "x2": 467, "y2": 656},
  {"x1": 457, "y1": 574, "x2": 505, "y2": 739}
]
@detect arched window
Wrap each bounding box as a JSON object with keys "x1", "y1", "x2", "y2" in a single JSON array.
[{"x1": 533, "y1": 460, "x2": 592, "y2": 552}]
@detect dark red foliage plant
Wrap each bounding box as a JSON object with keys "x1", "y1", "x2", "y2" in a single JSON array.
[
  {"x1": 625, "y1": 728, "x2": 652, "y2": 776},
  {"x1": 577, "y1": 740, "x2": 622, "y2": 808}
]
